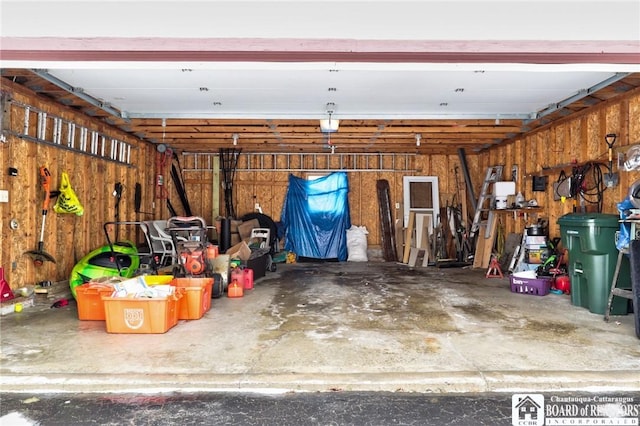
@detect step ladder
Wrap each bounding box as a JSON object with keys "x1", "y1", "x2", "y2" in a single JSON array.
[
  {"x1": 469, "y1": 165, "x2": 504, "y2": 239},
  {"x1": 604, "y1": 248, "x2": 634, "y2": 322},
  {"x1": 508, "y1": 232, "x2": 527, "y2": 273}
]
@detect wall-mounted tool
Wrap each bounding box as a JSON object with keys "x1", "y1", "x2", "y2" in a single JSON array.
[
  {"x1": 604, "y1": 133, "x2": 619, "y2": 188},
  {"x1": 113, "y1": 182, "x2": 123, "y2": 241},
  {"x1": 24, "y1": 166, "x2": 57, "y2": 265},
  {"x1": 134, "y1": 183, "x2": 153, "y2": 215}
]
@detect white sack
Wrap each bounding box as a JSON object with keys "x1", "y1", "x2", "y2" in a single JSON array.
[{"x1": 347, "y1": 225, "x2": 369, "y2": 262}]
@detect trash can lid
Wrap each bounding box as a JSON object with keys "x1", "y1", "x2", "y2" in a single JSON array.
[{"x1": 557, "y1": 213, "x2": 619, "y2": 227}]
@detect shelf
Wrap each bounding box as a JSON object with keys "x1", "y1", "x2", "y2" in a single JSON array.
[
  {"x1": 491, "y1": 207, "x2": 542, "y2": 213},
  {"x1": 528, "y1": 160, "x2": 608, "y2": 178},
  {"x1": 489, "y1": 207, "x2": 542, "y2": 221}
]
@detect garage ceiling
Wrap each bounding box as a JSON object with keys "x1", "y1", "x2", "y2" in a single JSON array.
[{"x1": 1, "y1": 1, "x2": 640, "y2": 154}]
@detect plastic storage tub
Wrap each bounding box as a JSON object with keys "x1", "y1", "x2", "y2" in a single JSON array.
[
  {"x1": 558, "y1": 213, "x2": 631, "y2": 315},
  {"x1": 103, "y1": 292, "x2": 181, "y2": 334},
  {"x1": 171, "y1": 277, "x2": 213, "y2": 320},
  {"x1": 76, "y1": 283, "x2": 115, "y2": 320},
  {"x1": 510, "y1": 276, "x2": 552, "y2": 296}
]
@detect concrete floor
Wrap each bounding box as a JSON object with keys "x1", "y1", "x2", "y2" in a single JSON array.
[{"x1": 1, "y1": 261, "x2": 639, "y2": 395}]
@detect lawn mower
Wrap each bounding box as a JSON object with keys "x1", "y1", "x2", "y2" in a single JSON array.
[{"x1": 167, "y1": 216, "x2": 224, "y2": 297}]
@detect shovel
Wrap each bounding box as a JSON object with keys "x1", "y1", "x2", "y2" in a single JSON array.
[
  {"x1": 25, "y1": 166, "x2": 56, "y2": 266},
  {"x1": 604, "y1": 134, "x2": 619, "y2": 188}
]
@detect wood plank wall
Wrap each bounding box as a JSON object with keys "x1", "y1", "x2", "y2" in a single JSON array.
[
  {"x1": 483, "y1": 88, "x2": 640, "y2": 239},
  {"x1": 2, "y1": 79, "x2": 639, "y2": 291},
  {"x1": 0, "y1": 80, "x2": 158, "y2": 290},
  {"x1": 204, "y1": 152, "x2": 480, "y2": 256}
]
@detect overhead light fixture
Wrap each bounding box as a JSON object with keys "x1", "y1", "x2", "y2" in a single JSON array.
[
  {"x1": 232, "y1": 133, "x2": 239, "y2": 146},
  {"x1": 320, "y1": 102, "x2": 339, "y2": 133},
  {"x1": 320, "y1": 118, "x2": 339, "y2": 133},
  {"x1": 415, "y1": 133, "x2": 422, "y2": 147}
]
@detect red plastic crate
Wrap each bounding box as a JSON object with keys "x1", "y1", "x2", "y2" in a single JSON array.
[{"x1": 509, "y1": 276, "x2": 552, "y2": 296}]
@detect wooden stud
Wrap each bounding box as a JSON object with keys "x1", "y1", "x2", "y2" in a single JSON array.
[{"x1": 402, "y1": 211, "x2": 416, "y2": 264}]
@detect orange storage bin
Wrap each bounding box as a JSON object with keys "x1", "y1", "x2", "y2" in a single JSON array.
[
  {"x1": 76, "y1": 283, "x2": 115, "y2": 321},
  {"x1": 171, "y1": 277, "x2": 213, "y2": 320},
  {"x1": 102, "y1": 292, "x2": 181, "y2": 334}
]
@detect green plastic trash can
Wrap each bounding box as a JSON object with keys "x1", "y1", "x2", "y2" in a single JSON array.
[{"x1": 558, "y1": 213, "x2": 631, "y2": 315}]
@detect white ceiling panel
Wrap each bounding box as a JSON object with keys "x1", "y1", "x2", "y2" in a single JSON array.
[{"x1": 39, "y1": 67, "x2": 628, "y2": 119}]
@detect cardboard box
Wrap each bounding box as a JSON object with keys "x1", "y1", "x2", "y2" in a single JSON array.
[
  {"x1": 230, "y1": 219, "x2": 243, "y2": 245},
  {"x1": 226, "y1": 241, "x2": 252, "y2": 261},
  {"x1": 238, "y1": 219, "x2": 260, "y2": 242},
  {"x1": 525, "y1": 248, "x2": 550, "y2": 264}
]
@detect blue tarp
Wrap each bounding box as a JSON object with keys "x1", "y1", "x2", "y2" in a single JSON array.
[{"x1": 281, "y1": 172, "x2": 351, "y2": 261}]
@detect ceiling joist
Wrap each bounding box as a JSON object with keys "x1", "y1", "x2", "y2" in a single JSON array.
[{"x1": 2, "y1": 70, "x2": 640, "y2": 154}]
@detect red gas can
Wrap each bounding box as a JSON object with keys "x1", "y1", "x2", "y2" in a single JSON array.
[
  {"x1": 554, "y1": 275, "x2": 571, "y2": 295},
  {"x1": 231, "y1": 268, "x2": 244, "y2": 289},
  {"x1": 228, "y1": 280, "x2": 244, "y2": 298},
  {"x1": 243, "y1": 268, "x2": 254, "y2": 290}
]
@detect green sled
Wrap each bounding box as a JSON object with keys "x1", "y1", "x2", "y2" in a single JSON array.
[{"x1": 69, "y1": 241, "x2": 140, "y2": 298}]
